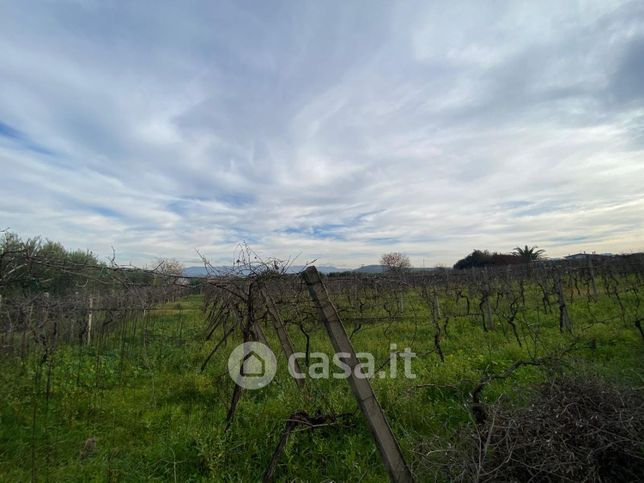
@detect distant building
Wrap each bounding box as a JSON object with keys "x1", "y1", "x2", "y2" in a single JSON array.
[
  {"x1": 565, "y1": 252, "x2": 614, "y2": 261},
  {"x1": 565, "y1": 253, "x2": 589, "y2": 260}
]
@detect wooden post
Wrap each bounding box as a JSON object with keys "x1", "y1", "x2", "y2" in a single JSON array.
[
  {"x1": 87, "y1": 296, "x2": 93, "y2": 346},
  {"x1": 0, "y1": 294, "x2": 13, "y2": 356},
  {"x1": 42, "y1": 292, "x2": 50, "y2": 327},
  {"x1": 260, "y1": 287, "x2": 305, "y2": 390},
  {"x1": 587, "y1": 256, "x2": 598, "y2": 301},
  {"x1": 484, "y1": 296, "x2": 494, "y2": 330},
  {"x1": 71, "y1": 291, "x2": 79, "y2": 343},
  {"x1": 22, "y1": 305, "x2": 32, "y2": 358},
  {"x1": 482, "y1": 268, "x2": 495, "y2": 330},
  {"x1": 555, "y1": 272, "x2": 573, "y2": 333},
  {"x1": 302, "y1": 267, "x2": 413, "y2": 483},
  {"x1": 432, "y1": 292, "x2": 441, "y2": 320}
]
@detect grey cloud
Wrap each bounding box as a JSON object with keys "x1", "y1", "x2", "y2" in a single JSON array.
[
  {"x1": 0, "y1": 0, "x2": 642, "y2": 266},
  {"x1": 611, "y1": 37, "x2": 644, "y2": 105}
]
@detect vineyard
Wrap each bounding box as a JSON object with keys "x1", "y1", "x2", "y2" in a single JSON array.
[{"x1": 1, "y1": 247, "x2": 643, "y2": 481}]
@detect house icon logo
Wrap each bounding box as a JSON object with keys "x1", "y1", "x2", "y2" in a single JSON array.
[
  {"x1": 227, "y1": 342, "x2": 277, "y2": 390},
  {"x1": 242, "y1": 350, "x2": 265, "y2": 376}
]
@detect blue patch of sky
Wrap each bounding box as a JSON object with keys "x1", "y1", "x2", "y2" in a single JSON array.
[
  {"x1": 499, "y1": 200, "x2": 532, "y2": 210},
  {"x1": 166, "y1": 196, "x2": 210, "y2": 215},
  {"x1": 90, "y1": 206, "x2": 120, "y2": 218},
  {"x1": 224, "y1": 228, "x2": 259, "y2": 245},
  {"x1": 369, "y1": 237, "x2": 400, "y2": 244},
  {"x1": 166, "y1": 200, "x2": 190, "y2": 215},
  {"x1": 127, "y1": 224, "x2": 159, "y2": 234},
  {"x1": 514, "y1": 201, "x2": 565, "y2": 217},
  {"x1": 354, "y1": 210, "x2": 386, "y2": 223},
  {"x1": 548, "y1": 235, "x2": 592, "y2": 243},
  {"x1": 282, "y1": 224, "x2": 347, "y2": 240},
  {"x1": 282, "y1": 211, "x2": 384, "y2": 240},
  {"x1": 0, "y1": 120, "x2": 21, "y2": 139},
  {"x1": 0, "y1": 119, "x2": 57, "y2": 157},
  {"x1": 166, "y1": 193, "x2": 255, "y2": 214},
  {"x1": 219, "y1": 192, "x2": 255, "y2": 208},
  {"x1": 311, "y1": 224, "x2": 347, "y2": 240}
]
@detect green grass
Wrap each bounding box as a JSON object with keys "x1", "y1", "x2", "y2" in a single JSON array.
[{"x1": 1, "y1": 290, "x2": 642, "y2": 482}]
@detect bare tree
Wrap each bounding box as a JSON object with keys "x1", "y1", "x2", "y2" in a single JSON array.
[
  {"x1": 156, "y1": 258, "x2": 183, "y2": 275},
  {"x1": 380, "y1": 252, "x2": 411, "y2": 273},
  {"x1": 153, "y1": 258, "x2": 185, "y2": 287}
]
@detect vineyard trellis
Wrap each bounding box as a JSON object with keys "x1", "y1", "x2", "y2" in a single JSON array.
[{"x1": 1, "y1": 245, "x2": 643, "y2": 481}]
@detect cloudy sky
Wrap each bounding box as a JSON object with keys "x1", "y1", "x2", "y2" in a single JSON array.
[{"x1": 1, "y1": 1, "x2": 643, "y2": 268}]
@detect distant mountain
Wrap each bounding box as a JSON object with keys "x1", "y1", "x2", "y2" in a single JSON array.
[
  {"x1": 182, "y1": 266, "x2": 212, "y2": 277},
  {"x1": 183, "y1": 264, "x2": 438, "y2": 277},
  {"x1": 182, "y1": 264, "x2": 349, "y2": 277},
  {"x1": 285, "y1": 265, "x2": 349, "y2": 274},
  {"x1": 350, "y1": 265, "x2": 438, "y2": 273},
  {"x1": 353, "y1": 264, "x2": 386, "y2": 273}
]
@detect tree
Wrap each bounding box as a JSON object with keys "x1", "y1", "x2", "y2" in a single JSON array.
[
  {"x1": 453, "y1": 250, "x2": 525, "y2": 269},
  {"x1": 380, "y1": 252, "x2": 411, "y2": 272},
  {"x1": 513, "y1": 245, "x2": 546, "y2": 262},
  {"x1": 153, "y1": 258, "x2": 185, "y2": 286},
  {"x1": 155, "y1": 258, "x2": 184, "y2": 277},
  {"x1": 453, "y1": 250, "x2": 492, "y2": 270},
  {"x1": 1, "y1": 231, "x2": 103, "y2": 295}
]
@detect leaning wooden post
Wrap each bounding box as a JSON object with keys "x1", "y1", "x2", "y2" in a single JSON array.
[
  {"x1": 302, "y1": 267, "x2": 413, "y2": 483},
  {"x1": 87, "y1": 295, "x2": 93, "y2": 346}
]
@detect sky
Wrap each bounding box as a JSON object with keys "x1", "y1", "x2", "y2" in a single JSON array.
[{"x1": 1, "y1": 0, "x2": 643, "y2": 268}]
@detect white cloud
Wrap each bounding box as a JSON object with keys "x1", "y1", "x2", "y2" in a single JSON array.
[{"x1": 0, "y1": 0, "x2": 643, "y2": 268}]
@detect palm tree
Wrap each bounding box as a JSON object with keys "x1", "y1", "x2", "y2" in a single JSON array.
[{"x1": 513, "y1": 245, "x2": 546, "y2": 261}]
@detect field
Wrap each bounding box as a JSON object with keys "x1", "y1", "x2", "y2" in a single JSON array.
[{"x1": 1, "y1": 259, "x2": 643, "y2": 481}]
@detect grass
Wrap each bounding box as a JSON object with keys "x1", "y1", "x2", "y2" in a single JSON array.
[{"x1": 0, "y1": 288, "x2": 642, "y2": 481}]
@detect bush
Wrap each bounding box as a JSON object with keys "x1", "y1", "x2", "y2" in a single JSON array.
[
  {"x1": 453, "y1": 250, "x2": 524, "y2": 270},
  {"x1": 446, "y1": 376, "x2": 644, "y2": 481}
]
